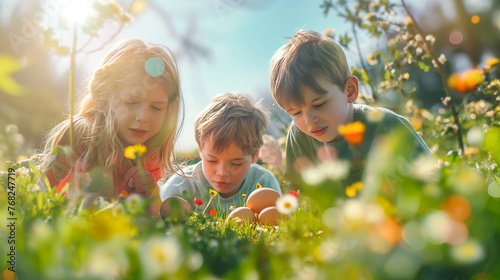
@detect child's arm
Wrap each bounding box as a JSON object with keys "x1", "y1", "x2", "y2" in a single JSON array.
[
  {"x1": 44, "y1": 152, "x2": 72, "y2": 192},
  {"x1": 158, "y1": 171, "x2": 195, "y2": 202},
  {"x1": 283, "y1": 123, "x2": 317, "y2": 189}
]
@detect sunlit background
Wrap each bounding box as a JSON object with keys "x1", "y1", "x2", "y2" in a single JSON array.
[{"x1": 0, "y1": 0, "x2": 499, "y2": 154}]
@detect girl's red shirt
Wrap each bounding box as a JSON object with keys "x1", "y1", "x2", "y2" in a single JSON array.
[{"x1": 47, "y1": 155, "x2": 165, "y2": 199}]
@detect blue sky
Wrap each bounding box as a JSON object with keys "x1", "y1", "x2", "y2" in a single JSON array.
[
  {"x1": 0, "y1": 0, "x2": 355, "y2": 151},
  {"x1": 6, "y1": 0, "x2": 491, "y2": 151},
  {"x1": 128, "y1": 0, "x2": 350, "y2": 151}
]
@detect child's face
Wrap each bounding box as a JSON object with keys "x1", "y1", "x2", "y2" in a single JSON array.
[
  {"x1": 115, "y1": 78, "x2": 169, "y2": 146},
  {"x1": 285, "y1": 76, "x2": 357, "y2": 143},
  {"x1": 199, "y1": 139, "x2": 258, "y2": 198}
]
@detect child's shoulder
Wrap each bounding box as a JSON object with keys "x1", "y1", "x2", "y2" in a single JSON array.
[
  {"x1": 248, "y1": 164, "x2": 280, "y2": 183},
  {"x1": 354, "y1": 104, "x2": 408, "y2": 126},
  {"x1": 164, "y1": 162, "x2": 200, "y2": 183},
  {"x1": 242, "y1": 163, "x2": 281, "y2": 194},
  {"x1": 250, "y1": 163, "x2": 275, "y2": 176}
]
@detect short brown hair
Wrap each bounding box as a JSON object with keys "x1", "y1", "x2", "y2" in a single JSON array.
[
  {"x1": 195, "y1": 93, "x2": 268, "y2": 155},
  {"x1": 270, "y1": 30, "x2": 351, "y2": 109}
]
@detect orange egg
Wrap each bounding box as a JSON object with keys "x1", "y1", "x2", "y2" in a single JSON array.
[
  {"x1": 258, "y1": 206, "x2": 282, "y2": 226},
  {"x1": 246, "y1": 188, "x2": 281, "y2": 214},
  {"x1": 226, "y1": 207, "x2": 257, "y2": 224},
  {"x1": 160, "y1": 196, "x2": 192, "y2": 222}
]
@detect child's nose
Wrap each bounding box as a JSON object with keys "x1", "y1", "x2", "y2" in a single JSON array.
[
  {"x1": 304, "y1": 111, "x2": 318, "y2": 125},
  {"x1": 215, "y1": 163, "x2": 230, "y2": 177},
  {"x1": 135, "y1": 106, "x2": 150, "y2": 123}
]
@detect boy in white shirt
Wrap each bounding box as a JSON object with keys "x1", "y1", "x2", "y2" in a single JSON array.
[{"x1": 159, "y1": 93, "x2": 282, "y2": 215}]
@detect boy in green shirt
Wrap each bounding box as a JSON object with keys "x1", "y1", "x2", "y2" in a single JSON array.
[
  {"x1": 159, "y1": 93, "x2": 281, "y2": 215},
  {"x1": 269, "y1": 30, "x2": 430, "y2": 188}
]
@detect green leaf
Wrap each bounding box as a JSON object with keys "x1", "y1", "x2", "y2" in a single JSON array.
[
  {"x1": 418, "y1": 60, "x2": 430, "y2": 72},
  {"x1": 339, "y1": 33, "x2": 352, "y2": 48},
  {"x1": 484, "y1": 126, "x2": 500, "y2": 165}
]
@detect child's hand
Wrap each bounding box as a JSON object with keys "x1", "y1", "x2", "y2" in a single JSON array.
[{"x1": 123, "y1": 166, "x2": 157, "y2": 196}]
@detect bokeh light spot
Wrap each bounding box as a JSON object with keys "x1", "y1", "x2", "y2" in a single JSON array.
[
  {"x1": 449, "y1": 31, "x2": 464, "y2": 45},
  {"x1": 145, "y1": 57, "x2": 165, "y2": 77},
  {"x1": 402, "y1": 221, "x2": 427, "y2": 250},
  {"x1": 471, "y1": 15, "x2": 480, "y2": 24},
  {"x1": 487, "y1": 181, "x2": 500, "y2": 197},
  {"x1": 130, "y1": 0, "x2": 147, "y2": 14},
  {"x1": 442, "y1": 195, "x2": 471, "y2": 222}
]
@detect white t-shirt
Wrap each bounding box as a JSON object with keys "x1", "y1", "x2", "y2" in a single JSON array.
[{"x1": 159, "y1": 162, "x2": 282, "y2": 215}]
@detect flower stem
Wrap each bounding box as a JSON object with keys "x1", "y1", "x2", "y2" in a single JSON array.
[
  {"x1": 401, "y1": 0, "x2": 465, "y2": 155},
  {"x1": 202, "y1": 196, "x2": 215, "y2": 214},
  {"x1": 351, "y1": 23, "x2": 378, "y2": 100}
]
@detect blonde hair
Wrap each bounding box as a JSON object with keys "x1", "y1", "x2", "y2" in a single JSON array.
[
  {"x1": 195, "y1": 93, "x2": 268, "y2": 156},
  {"x1": 44, "y1": 39, "x2": 183, "y2": 178},
  {"x1": 270, "y1": 29, "x2": 351, "y2": 109}
]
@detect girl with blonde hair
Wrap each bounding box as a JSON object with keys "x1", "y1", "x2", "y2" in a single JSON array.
[{"x1": 43, "y1": 39, "x2": 183, "y2": 199}]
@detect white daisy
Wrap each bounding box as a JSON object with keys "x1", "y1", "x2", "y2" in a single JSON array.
[
  {"x1": 276, "y1": 194, "x2": 299, "y2": 215},
  {"x1": 451, "y1": 239, "x2": 485, "y2": 264}
]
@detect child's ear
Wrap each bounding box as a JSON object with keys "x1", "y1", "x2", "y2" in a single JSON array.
[
  {"x1": 345, "y1": 76, "x2": 359, "y2": 103},
  {"x1": 198, "y1": 147, "x2": 203, "y2": 160},
  {"x1": 252, "y1": 149, "x2": 260, "y2": 164}
]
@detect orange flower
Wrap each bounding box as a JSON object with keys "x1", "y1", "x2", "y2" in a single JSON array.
[
  {"x1": 210, "y1": 209, "x2": 216, "y2": 216},
  {"x1": 448, "y1": 72, "x2": 467, "y2": 93},
  {"x1": 464, "y1": 69, "x2": 483, "y2": 91},
  {"x1": 119, "y1": 190, "x2": 129, "y2": 198},
  {"x1": 448, "y1": 69, "x2": 483, "y2": 93},
  {"x1": 338, "y1": 121, "x2": 366, "y2": 145}
]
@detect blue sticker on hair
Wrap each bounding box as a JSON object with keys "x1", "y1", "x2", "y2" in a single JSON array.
[{"x1": 145, "y1": 57, "x2": 165, "y2": 77}]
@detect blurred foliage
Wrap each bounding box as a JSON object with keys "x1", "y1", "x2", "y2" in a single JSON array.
[{"x1": 1, "y1": 0, "x2": 500, "y2": 279}]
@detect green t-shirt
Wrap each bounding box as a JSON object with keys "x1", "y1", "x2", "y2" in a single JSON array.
[
  {"x1": 284, "y1": 104, "x2": 430, "y2": 188},
  {"x1": 159, "y1": 162, "x2": 282, "y2": 215}
]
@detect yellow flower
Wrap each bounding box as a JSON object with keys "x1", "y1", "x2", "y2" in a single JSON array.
[
  {"x1": 338, "y1": 121, "x2": 366, "y2": 145},
  {"x1": 89, "y1": 211, "x2": 136, "y2": 240},
  {"x1": 209, "y1": 189, "x2": 218, "y2": 197},
  {"x1": 124, "y1": 144, "x2": 147, "y2": 160},
  {"x1": 352, "y1": 181, "x2": 363, "y2": 190},
  {"x1": 256, "y1": 183, "x2": 262, "y2": 189},
  {"x1": 486, "y1": 57, "x2": 499, "y2": 68},
  {"x1": 345, "y1": 186, "x2": 357, "y2": 197},
  {"x1": 242, "y1": 194, "x2": 246, "y2": 199},
  {"x1": 345, "y1": 181, "x2": 363, "y2": 197},
  {"x1": 366, "y1": 53, "x2": 377, "y2": 65}
]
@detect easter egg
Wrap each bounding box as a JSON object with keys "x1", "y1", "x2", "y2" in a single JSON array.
[
  {"x1": 258, "y1": 206, "x2": 282, "y2": 226},
  {"x1": 226, "y1": 207, "x2": 257, "y2": 224},
  {"x1": 160, "y1": 196, "x2": 192, "y2": 222},
  {"x1": 246, "y1": 188, "x2": 280, "y2": 214}
]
